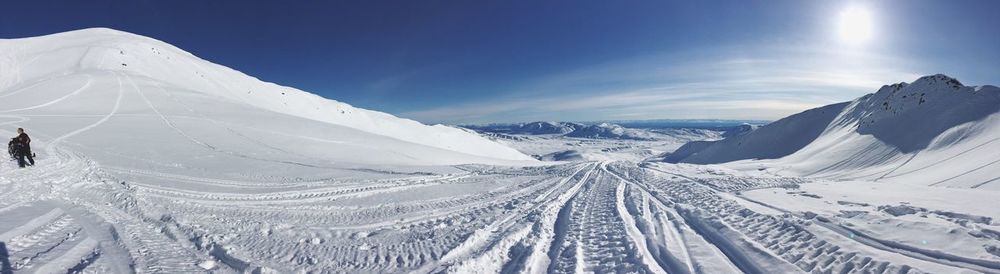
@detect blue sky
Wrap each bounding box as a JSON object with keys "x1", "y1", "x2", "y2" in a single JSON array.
[{"x1": 2, "y1": 1, "x2": 998, "y2": 124}]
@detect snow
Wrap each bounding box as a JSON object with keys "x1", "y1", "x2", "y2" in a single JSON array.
[
  {"x1": 467, "y1": 121, "x2": 723, "y2": 141},
  {"x1": 667, "y1": 74, "x2": 1000, "y2": 189},
  {"x1": 464, "y1": 121, "x2": 583, "y2": 135},
  {"x1": 664, "y1": 102, "x2": 851, "y2": 164},
  {"x1": 0, "y1": 28, "x2": 997, "y2": 273},
  {"x1": 0, "y1": 27, "x2": 535, "y2": 166},
  {"x1": 742, "y1": 180, "x2": 1000, "y2": 269},
  {"x1": 468, "y1": 123, "x2": 724, "y2": 162}
]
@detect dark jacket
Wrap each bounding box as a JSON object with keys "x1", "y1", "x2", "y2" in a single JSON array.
[{"x1": 16, "y1": 133, "x2": 30, "y2": 146}]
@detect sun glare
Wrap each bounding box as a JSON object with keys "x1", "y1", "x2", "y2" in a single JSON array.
[{"x1": 838, "y1": 6, "x2": 873, "y2": 45}]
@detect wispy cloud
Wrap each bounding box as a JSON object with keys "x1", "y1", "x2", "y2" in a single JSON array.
[{"x1": 401, "y1": 44, "x2": 924, "y2": 124}]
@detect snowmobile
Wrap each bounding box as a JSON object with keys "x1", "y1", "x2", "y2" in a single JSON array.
[
  {"x1": 7, "y1": 138, "x2": 16, "y2": 160},
  {"x1": 8, "y1": 138, "x2": 34, "y2": 160}
]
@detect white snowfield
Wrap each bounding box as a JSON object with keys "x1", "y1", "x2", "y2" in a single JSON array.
[
  {"x1": 1, "y1": 28, "x2": 998, "y2": 274},
  {"x1": 0, "y1": 28, "x2": 535, "y2": 166},
  {"x1": 668, "y1": 74, "x2": 1000, "y2": 189}
]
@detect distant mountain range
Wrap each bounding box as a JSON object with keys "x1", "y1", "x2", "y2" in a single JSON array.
[{"x1": 462, "y1": 120, "x2": 756, "y2": 141}]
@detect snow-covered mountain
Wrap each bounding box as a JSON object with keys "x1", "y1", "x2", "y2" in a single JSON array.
[
  {"x1": 2, "y1": 29, "x2": 996, "y2": 273},
  {"x1": 667, "y1": 74, "x2": 1000, "y2": 189},
  {"x1": 463, "y1": 122, "x2": 688, "y2": 141},
  {"x1": 563, "y1": 122, "x2": 657, "y2": 140},
  {"x1": 720, "y1": 123, "x2": 758, "y2": 138},
  {"x1": 0, "y1": 28, "x2": 535, "y2": 166},
  {"x1": 465, "y1": 121, "x2": 583, "y2": 135}
]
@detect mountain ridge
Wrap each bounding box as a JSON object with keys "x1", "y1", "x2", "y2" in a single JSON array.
[
  {"x1": 666, "y1": 74, "x2": 1000, "y2": 188},
  {"x1": 0, "y1": 27, "x2": 536, "y2": 165}
]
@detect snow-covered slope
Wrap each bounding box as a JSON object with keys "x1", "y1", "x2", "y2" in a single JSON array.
[
  {"x1": 721, "y1": 123, "x2": 758, "y2": 138},
  {"x1": 665, "y1": 102, "x2": 849, "y2": 163},
  {"x1": 667, "y1": 74, "x2": 1000, "y2": 189},
  {"x1": 0, "y1": 28, "x2": 534, "y2": 166},
  {"x1": 2, "y1": 36, "x2": 996, "y2": 274}
]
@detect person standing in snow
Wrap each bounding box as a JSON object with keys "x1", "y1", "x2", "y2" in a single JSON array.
[{"x1": 14, "y1": 128, "x2": 34, "y2": 168}]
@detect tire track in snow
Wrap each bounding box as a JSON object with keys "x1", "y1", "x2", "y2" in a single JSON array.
[
  {"x1": 547, "y1": 163, "x2": 651, "y2": 273},
  {"x1": 126, "y1": 73, "x2": 220, "y2": 153},
  {"x1": 69, "y1": 192, "x2": 206, "y2": 273},
  {"x1": 125, "y1": 77, "x2": 372, "y2": 172},
  {"x1": 607, "y1": 166, "x2": 693, "y2": 274},
  {"x1": 130, "y1": 173, "x2": 471, "y2": 205},
  {"x1": 0, "y1": 74, "x2": 93, "y2": 113},
  {"x1": 519, "y1": 162, "x2": 597, "y2": 274},
  {"x1": 614, "y1": 180, "x2": 669, "y2": 274},
  {"x1": 632, "y1": 163, "x2": 975, "y2": 274},
  {"x1": 735, "y1": 192, "x2": 1000, "y2": 273},
  {"x1": 408, "y1": 164, "x2": 595, "y2": 272},
  {"x1": 29, "y1": 238, "x2": 99, "y2": 274},
  {"x1": 0, "y1": 209, "x2": 65, "y2": 242},
  {"x1": 48, "y1": 71, "x2": 123, "y2": 148},
  {"x1": 455, "y1": 163, "x2": 597, "y2": 274},
  {"x1": 0, "y1": 69, "x2": 200, "y2": 272},
  {"x1": 0, "y1": 115, "x2": 30, "y2": 128},
  {"x1": 121, "y1": 164, "x2": 581, "y2": 272}
]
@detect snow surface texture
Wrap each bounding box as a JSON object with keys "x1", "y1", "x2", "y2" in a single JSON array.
[
  {"x1": 0, "y1": 28, "x2": 535, "y2": 166},
  {"x1": 1, "y1": 28, "x2": 998, "y2": 273},
  {"x1": 667, "y1": 74, "x2": 1000, "y2": 189}
]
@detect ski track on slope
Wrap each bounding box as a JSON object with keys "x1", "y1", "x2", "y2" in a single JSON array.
[
  {"x1": 5, "y1": 114, "x2": 993, "y2": 274},
  {"x1": 623, "y1": 163, "x2": 981, "y2": 274},
  {"x1": 0, "y1": 74, "x2": 93, "y2": 113},
  {"x1": 127, "y1": 73, "x2": 218, "y2": 152},
  {"x1": 0, "y1": 71, "x2": 204, "y2": 273},
  {"x1": 930, "y1": 157, "x2": 1000, "y2": 187},
  {"x1": 881, "y1": 137, "x2": 1000, "y2": 180},
  {"x1": 0, "y1": 71, "x2": 989, "y2": 274},
  {"x1": 130, "y1": 78, "x2": 385, "y2": 174},
  {"x1": 6, "y1": 30, "x2": 995, "y2": 274},
  {"x1": 48, "y1": 71, "x2": 123, "y2": 148}
]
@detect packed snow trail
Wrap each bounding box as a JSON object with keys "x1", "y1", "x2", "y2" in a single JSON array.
[{"x1": 4, "y1": 148, "x2": 995, "y2": 273}]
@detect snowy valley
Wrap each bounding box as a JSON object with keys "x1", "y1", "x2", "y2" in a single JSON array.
[{"x1": 1, "y1": 29, "x2": 998, "y2": 274}]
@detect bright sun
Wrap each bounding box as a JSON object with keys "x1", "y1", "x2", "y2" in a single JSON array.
[{"x1": 838, "y1": 6, "x2": 873, "y2": 45}]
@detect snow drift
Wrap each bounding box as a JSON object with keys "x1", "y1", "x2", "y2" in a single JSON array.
[
  {"x1": 666, "y1": 74, "x2": 1000, "y2": 189},
  {"x1": 0, "y1": 28, "x2": 535, "y2": 166}
]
